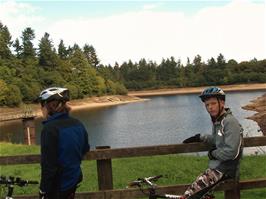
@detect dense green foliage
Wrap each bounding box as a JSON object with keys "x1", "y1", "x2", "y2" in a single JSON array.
[
  {"x1": 1, "y1": 23, "x2": 265, "y2": 107},
  {"x1": 0, "y1": 23, "x2": 127, "y2": 107},
  {"x1": 105, "y1": 55, "x2": 266, "y2": 91},
  {"x1": 1, "y1": 143, "x2": 265, "y2": 198}
]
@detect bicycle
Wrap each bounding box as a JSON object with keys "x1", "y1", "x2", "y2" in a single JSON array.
[
  {"x1": 128, "y1": 175, "x2": 215, "y2": 199},
  {"x1": 0, "y1": 176, "x2": 38, "y2": 199}
]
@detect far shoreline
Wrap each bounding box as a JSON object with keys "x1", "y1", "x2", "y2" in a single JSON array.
[
  {"x1": 128, "y1": 83, "x2": 266, "y2": 97},
  {"x1": 71, "y1": 83, "x2": 266, "y2": 111},
  {"x1": 0, "y1": 83, "x2": 265, "y2": 120}
]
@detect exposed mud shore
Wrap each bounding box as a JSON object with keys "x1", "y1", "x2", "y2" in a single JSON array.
[{"x1": 242, "y1": 93, "x2": 266, "y2": 136}]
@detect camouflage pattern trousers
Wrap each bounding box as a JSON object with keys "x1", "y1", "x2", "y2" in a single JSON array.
[{"x1": 184, "y1": 168, "x2": 224, "y2": 199}]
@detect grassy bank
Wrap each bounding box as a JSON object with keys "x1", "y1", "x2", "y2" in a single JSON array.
[{"x1": 0, "y1": 143, "x2": 265, "y2": 198}]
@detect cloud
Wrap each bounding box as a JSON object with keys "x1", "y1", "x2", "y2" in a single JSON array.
[
  {"x1": 190, "y1": 0, "x2": 265, "y2": 62},
  {"x1": 0, "y1": 0, "x2": 44, "y2": 40},
  {"x1": 1, "y1": 0, "x2": 265, "y2": 65},
  {"x1": 142, "y1": 2, "x2": 163, "y2": 11},
  {"x1": 47, "y1": 10, "x2": 187, "y2": 64}
]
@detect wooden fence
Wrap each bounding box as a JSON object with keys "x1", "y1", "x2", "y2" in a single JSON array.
[
  {"x1": 0, "y1": 112, "x2": 36, "y2": 122},
  {"x1": 1, "y1": 136, "x2": 266, "y2": 199}
]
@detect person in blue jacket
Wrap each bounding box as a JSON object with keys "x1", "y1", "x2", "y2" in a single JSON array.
[
  {"x1": 37, "y1": 87, "x2": 90, "y2": 199},
  {"x1": 182, "y1": 87, "x2": 243, "y2": 199}
]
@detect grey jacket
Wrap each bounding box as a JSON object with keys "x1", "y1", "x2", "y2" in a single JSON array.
[{"x1": 201, "y1": 108, "x2": 243, "y2": 178}]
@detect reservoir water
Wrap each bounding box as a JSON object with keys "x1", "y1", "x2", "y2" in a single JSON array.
[{"x1": 0, "y1": 91, "x2": 265, "y2": 154}]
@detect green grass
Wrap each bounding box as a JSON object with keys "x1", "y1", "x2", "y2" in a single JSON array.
[
  {"x1": 0, "y1": 142, "x2": 40, "y2": 156},
  {"x1": 1, "y1": 143, "x2": 266, "y2": 198}
]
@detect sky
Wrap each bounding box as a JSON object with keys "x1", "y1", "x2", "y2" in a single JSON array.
[{"x1": 0, "y1": 0, "x2": 265, "y2": 65}]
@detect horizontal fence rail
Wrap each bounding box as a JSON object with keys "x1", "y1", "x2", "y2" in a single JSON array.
[
  {"x1": 1, "y1": 136, "x2": 266, "y2": 199},
  {"x1": 14, "y1": 178, "x2": 266, "y2": 199},
  {"x1": 1, "y1": 136, "x2": 266, "y2": 165}
]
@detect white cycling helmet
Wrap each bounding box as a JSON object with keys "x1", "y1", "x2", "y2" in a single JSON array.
[{"x1": 37, "y1": 87, "x2": 70, "y2": 105}]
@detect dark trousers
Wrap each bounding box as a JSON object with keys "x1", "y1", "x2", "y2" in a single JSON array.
[
  {"x1": 43, "y1": 174, "x2": 82, "y2": 199},
  {"x1": 45, "y1": 185, "x2": 77, "y2": 199}
]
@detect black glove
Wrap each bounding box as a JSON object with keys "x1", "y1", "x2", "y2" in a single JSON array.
[
  {"x1": 183, "y1": 134, "x2": 202, "y2": 143},
  {"x1": 208, "y1": 148, "x2": 217, "y2": 160}
]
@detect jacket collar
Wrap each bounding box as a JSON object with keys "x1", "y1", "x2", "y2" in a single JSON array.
[
  {"x1": 42, "y1": 112, "x2": 68, "y2": 124},
  {"x1": 214, "y1": 108, "x2": 231, "y2": 123}
]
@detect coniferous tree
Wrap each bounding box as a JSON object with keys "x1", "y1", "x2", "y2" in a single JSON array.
[
  {"x1": 13, "y1": 38, "x2": 23, "y2": 58},
  {"x1": 38, "y1": 32, "x2": 58, "y2": 67},
  {"x1": 21, "y1": 27, "x2": 36, "y2": 59},
  {"x1": 217, "y1": 53, "x2": 226, "y2": 68},
  {"x1": 0, "y1": 22, "x2": 12, "y2": 59},
  {"x1": 83, "y1": 44, "x2": 99, "y2": 67},
  {"x1": 58, "y1": 39, "x2": 68, "y2": 59},
  {"x1": 72, "y1": 43, "x2": 80, "y2": 51}
]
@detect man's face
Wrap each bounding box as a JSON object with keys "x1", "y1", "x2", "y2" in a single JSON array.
[
  {"x1": 41, "y1": 105, "x2": 48, "y2": 119},
  {"x1": 204, "y1": 97, "x2": 224, "y2": 117}
]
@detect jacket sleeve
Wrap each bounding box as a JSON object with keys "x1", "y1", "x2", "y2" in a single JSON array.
[
  {"x1": 82, "y1": 124, "x2": 90, "y2": 156},
  {"x1": 212, "y1": 117, "x2": 242, "y2": 161},
  {"x1": 200, "y1": 125, "x2": 216, "y2": 146},
  {"x1": 201, "y1": 134, "x2": 215, "y2": 146},
  {"x1": 40, "y1": 125, "x2": 60, "y2": 193}
]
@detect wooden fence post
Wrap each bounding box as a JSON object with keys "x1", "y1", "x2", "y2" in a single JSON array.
[
  {"x1": 96, "y1": 146, "x2": 113, "y2": 191},
  {"x1": 224, "y1": 182, "x2": 240, "y2": 199},
  {"x1": 22, "y1": 117, "x2": 36, "y2": 145}
]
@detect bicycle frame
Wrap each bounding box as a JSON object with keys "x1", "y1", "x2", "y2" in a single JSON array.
[
  {"x1": 149, "y1": 192, "x2": 183, "y2": 199},
  {"x1": 144, "y1": 188, "x2": 184, "y2": 199},
  {"x1": 128, "y1": 175, "x2": 184, "y2": 199},
  {"x1": 128, "y1": 175, "x2": 217, "y2": 199},
  {"x1": 5, "y1": 184, "x2": 14, "y2": 199}
]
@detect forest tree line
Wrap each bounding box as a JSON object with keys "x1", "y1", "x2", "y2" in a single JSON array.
[{"x1": 0, "y1": 23, "x2": 265, "y2": 107}]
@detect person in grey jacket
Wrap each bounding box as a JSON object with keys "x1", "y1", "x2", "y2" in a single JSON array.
[{"x1": 182, "y1": 87, "x2": 243, "y2": 199}]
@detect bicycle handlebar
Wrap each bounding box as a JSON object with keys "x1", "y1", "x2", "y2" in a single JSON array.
[
  {"x1": 0, "y1": 176, "x2": 38, "y2": 187},
  {"x1": 128, "y1": 175, "x2": 163, "y2": 187}
]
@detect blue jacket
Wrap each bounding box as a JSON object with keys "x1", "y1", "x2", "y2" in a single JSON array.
[{"x1": 40, "y1": 112, "x2": 90, "y2": 193}]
